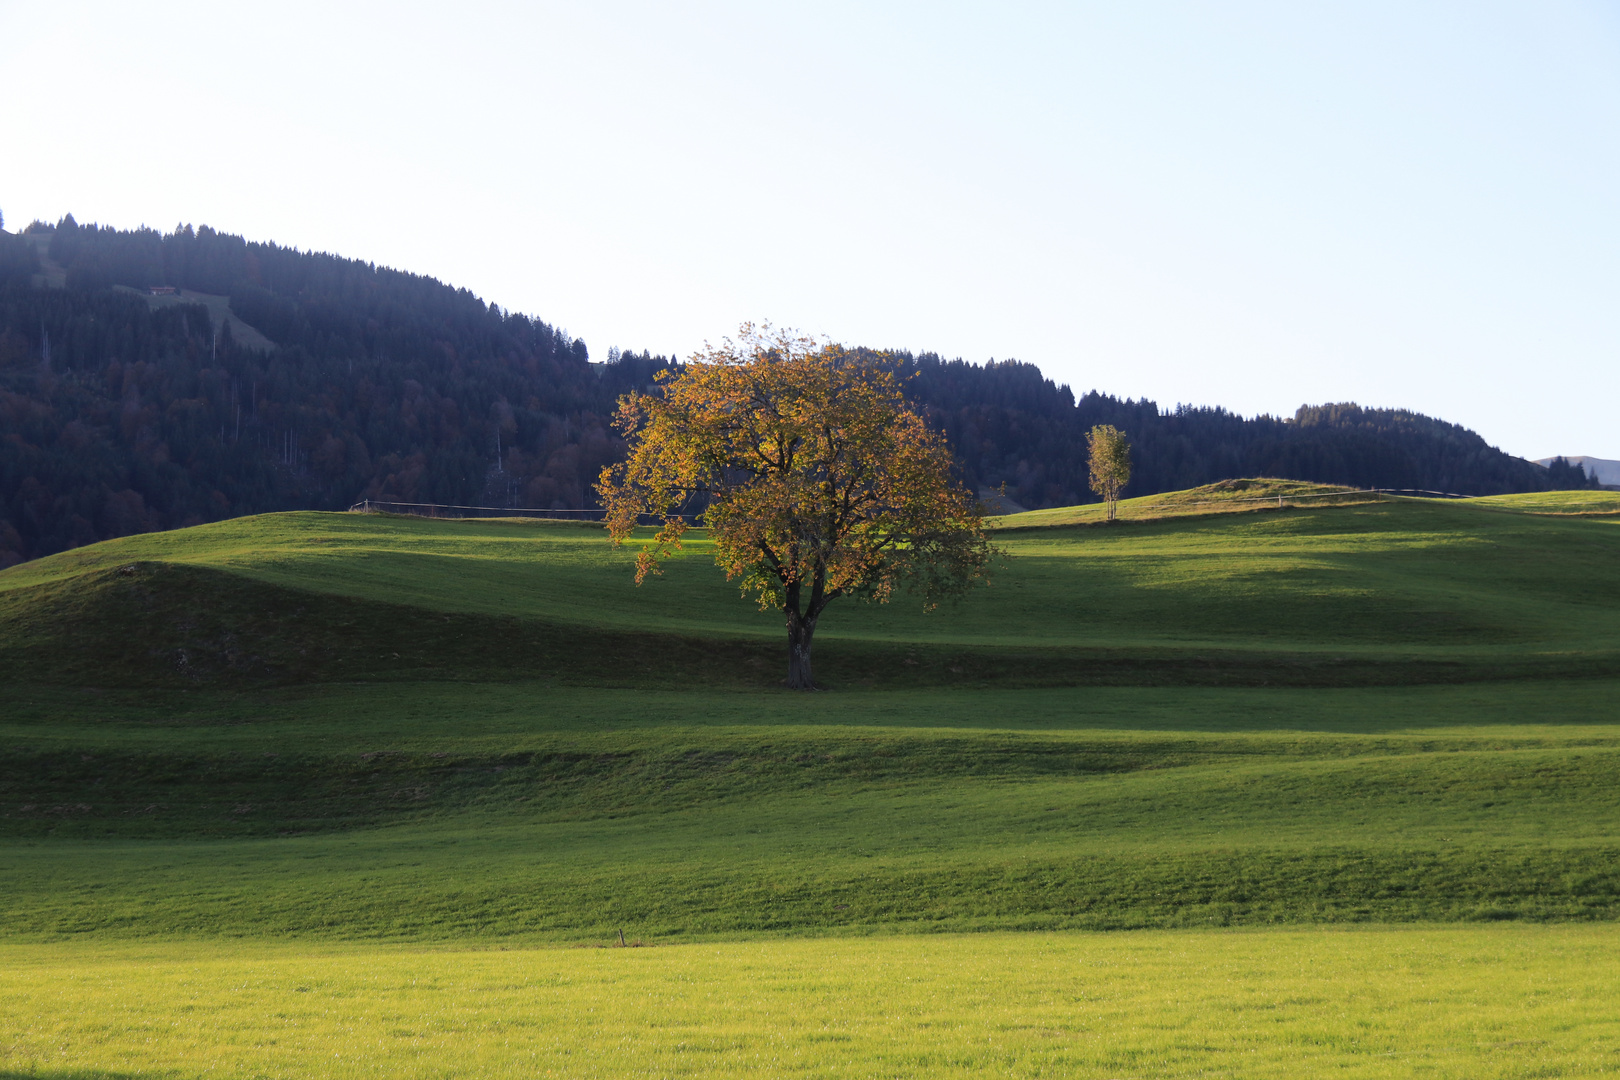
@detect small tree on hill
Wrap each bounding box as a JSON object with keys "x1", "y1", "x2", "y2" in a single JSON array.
[
  {"x1": 1087, "y1": 424, "x2": 1131, "y2": 521},
  {"x1": 597, "y1": 324, "x2": 996, "y2": 690}
]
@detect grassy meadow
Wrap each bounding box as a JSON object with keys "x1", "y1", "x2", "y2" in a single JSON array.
[
  {"x1": 2, "y1": 483, "x2": 1618, "y2": 1075},
  {"x1": 6, "y1": 928, "x2": 1619, "y2": 1079},
  {"x1": 1464, "y1": 489, "x2": 1620, "y2": 515}
]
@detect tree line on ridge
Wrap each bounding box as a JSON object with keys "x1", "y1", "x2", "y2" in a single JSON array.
[{"x1": 0, "y1": 216, "x2": 1598, "y2": 567}]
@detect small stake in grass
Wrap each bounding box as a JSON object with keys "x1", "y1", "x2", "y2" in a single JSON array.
[{"x1": 618, "y1": 929, "x2": 626, "y2": 947}]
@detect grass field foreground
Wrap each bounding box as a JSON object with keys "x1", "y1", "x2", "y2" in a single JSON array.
[
  {"x1": 3, "y1": 491, "x2": 1619, "y2": 1076},
  {"x1": 4, "y1": 927, "x2": 1618, "y2": 1079}
]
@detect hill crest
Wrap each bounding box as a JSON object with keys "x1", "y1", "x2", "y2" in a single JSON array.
[
  {"x1": 0, "y1": 218, "x2": 1594, "y2": 567},
  {"x1": 6, "y1": 492, "x2": 1619, "y2": 692}
]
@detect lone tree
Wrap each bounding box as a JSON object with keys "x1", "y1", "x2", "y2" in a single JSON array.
[
  {"x1": 1087, "y1": 424, "x2": 1132, "y2": 521},
  {"x1": 597, "y1": 324, "x2": 996, "y2": 689}
]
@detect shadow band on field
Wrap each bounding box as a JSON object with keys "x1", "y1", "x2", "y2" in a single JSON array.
[{"x1": 4, "y1": 561, "x2": 1616, "y2": 692}]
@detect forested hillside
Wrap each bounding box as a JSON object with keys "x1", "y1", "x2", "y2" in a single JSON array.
[
  {"x1": 900, "y1": 354, "x2": 1593, "y2": 509},
  {"x1": 0, "y1": 217, "x2": 1593, "y2": 566},
  {"x1": 0, "y1": 219, "x2": 675, "y2": 565}
]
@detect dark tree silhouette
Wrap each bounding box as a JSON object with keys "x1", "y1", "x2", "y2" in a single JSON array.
[{"x1": 0, "y1": 217, "x2": 1585, "y2": 569}]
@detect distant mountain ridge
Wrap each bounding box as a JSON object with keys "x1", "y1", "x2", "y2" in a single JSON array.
[
  {"x1": 0, "y1": 215, "x2": 1594, "y2": 566},
  {"x1": 1538, "y1": 456, "x2": 1620, "y2": 487}
]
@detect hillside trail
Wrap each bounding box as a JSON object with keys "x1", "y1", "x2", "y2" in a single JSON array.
[{"x1": 20, "y1": 228, "x2": 275, "y2": 350}]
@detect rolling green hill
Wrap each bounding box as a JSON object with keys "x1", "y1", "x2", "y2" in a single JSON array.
[
  {"x1": 3, "y1": 490, "x2": 1619, "y2": 1075},
  {"x1": 3, "y1": 485, "x2": 1618, "y2": 690},
  {"x1": 1463, "y1": 489, "x2": 1620, "y2": 515}
]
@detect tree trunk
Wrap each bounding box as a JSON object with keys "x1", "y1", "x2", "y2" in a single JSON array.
[{"x1": 786, "y1": 608, "x2": 818, "y2": 690}]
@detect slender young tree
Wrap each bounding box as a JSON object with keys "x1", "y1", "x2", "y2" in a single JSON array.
[
  {"x1": 597, "y1": 324, "x2": 996, "y2": 689},
  {"x1": 1087, "y1": 423, "x2": 1132, "y2": 521}
]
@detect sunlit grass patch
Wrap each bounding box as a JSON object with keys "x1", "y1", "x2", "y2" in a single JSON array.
[
  {"x1": 1466, "y1": 490, "x2": 1620, "y2": 515},
  {"x1": 992, "y1": 478, "x2": 1369, "y2": 528},
  {"x1": 3, "y1": 927, "x2": 1617, "y2": 1079}
]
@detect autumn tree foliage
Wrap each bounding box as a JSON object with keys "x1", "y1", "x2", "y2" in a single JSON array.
[
  {"x1": 1087, "y1": 423, "x2": 1132, "y2": 521},
  {"x1": 6, "y1": 217, "x2": 1579, "y2": 569},
  {"x1": 597, "y1": 325, "x2": 996, "y2": 689}
]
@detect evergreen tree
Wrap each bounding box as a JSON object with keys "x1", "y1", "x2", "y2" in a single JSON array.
[{"x1": 0, "y1": 216, "x2": 1585, "y2": 568}]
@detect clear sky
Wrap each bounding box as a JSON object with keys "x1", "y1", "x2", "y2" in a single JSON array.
[{"x1": 4, "y1": 1, "x2": 1617, "y2": 460}]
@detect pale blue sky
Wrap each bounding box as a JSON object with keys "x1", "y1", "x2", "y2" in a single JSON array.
[{"x1": 3, "y1": 1, "x2": 1617, "y2": 459}]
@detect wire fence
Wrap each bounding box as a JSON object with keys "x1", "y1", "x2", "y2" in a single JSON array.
[
  {"x1": 1375, "y1": 488, "x2": 1471, "y2": 498},
  {"x1": 346, "y1": 500, "x2": 703, "y2": 522},
  {"x1": 349, "y1": 487, "x2": 1470, "y2": 523}
]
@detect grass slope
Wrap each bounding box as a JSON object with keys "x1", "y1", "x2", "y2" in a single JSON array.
[
  {"x1": 992, "y1": 477, "x2": 1372, "y2": 527},
  {"x1": 1465, "y1": 489, "x2": 1620, "y2": 515},
  {"x1": 6, "y1": 679, "x2": 1620, "y2": 940},
  {"x1": 3, "y1": 491, "x2": 1618, "y2": 1075},
  {"x1": 4, "y1": 492, "x2": 1619, "y2": 688}
]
